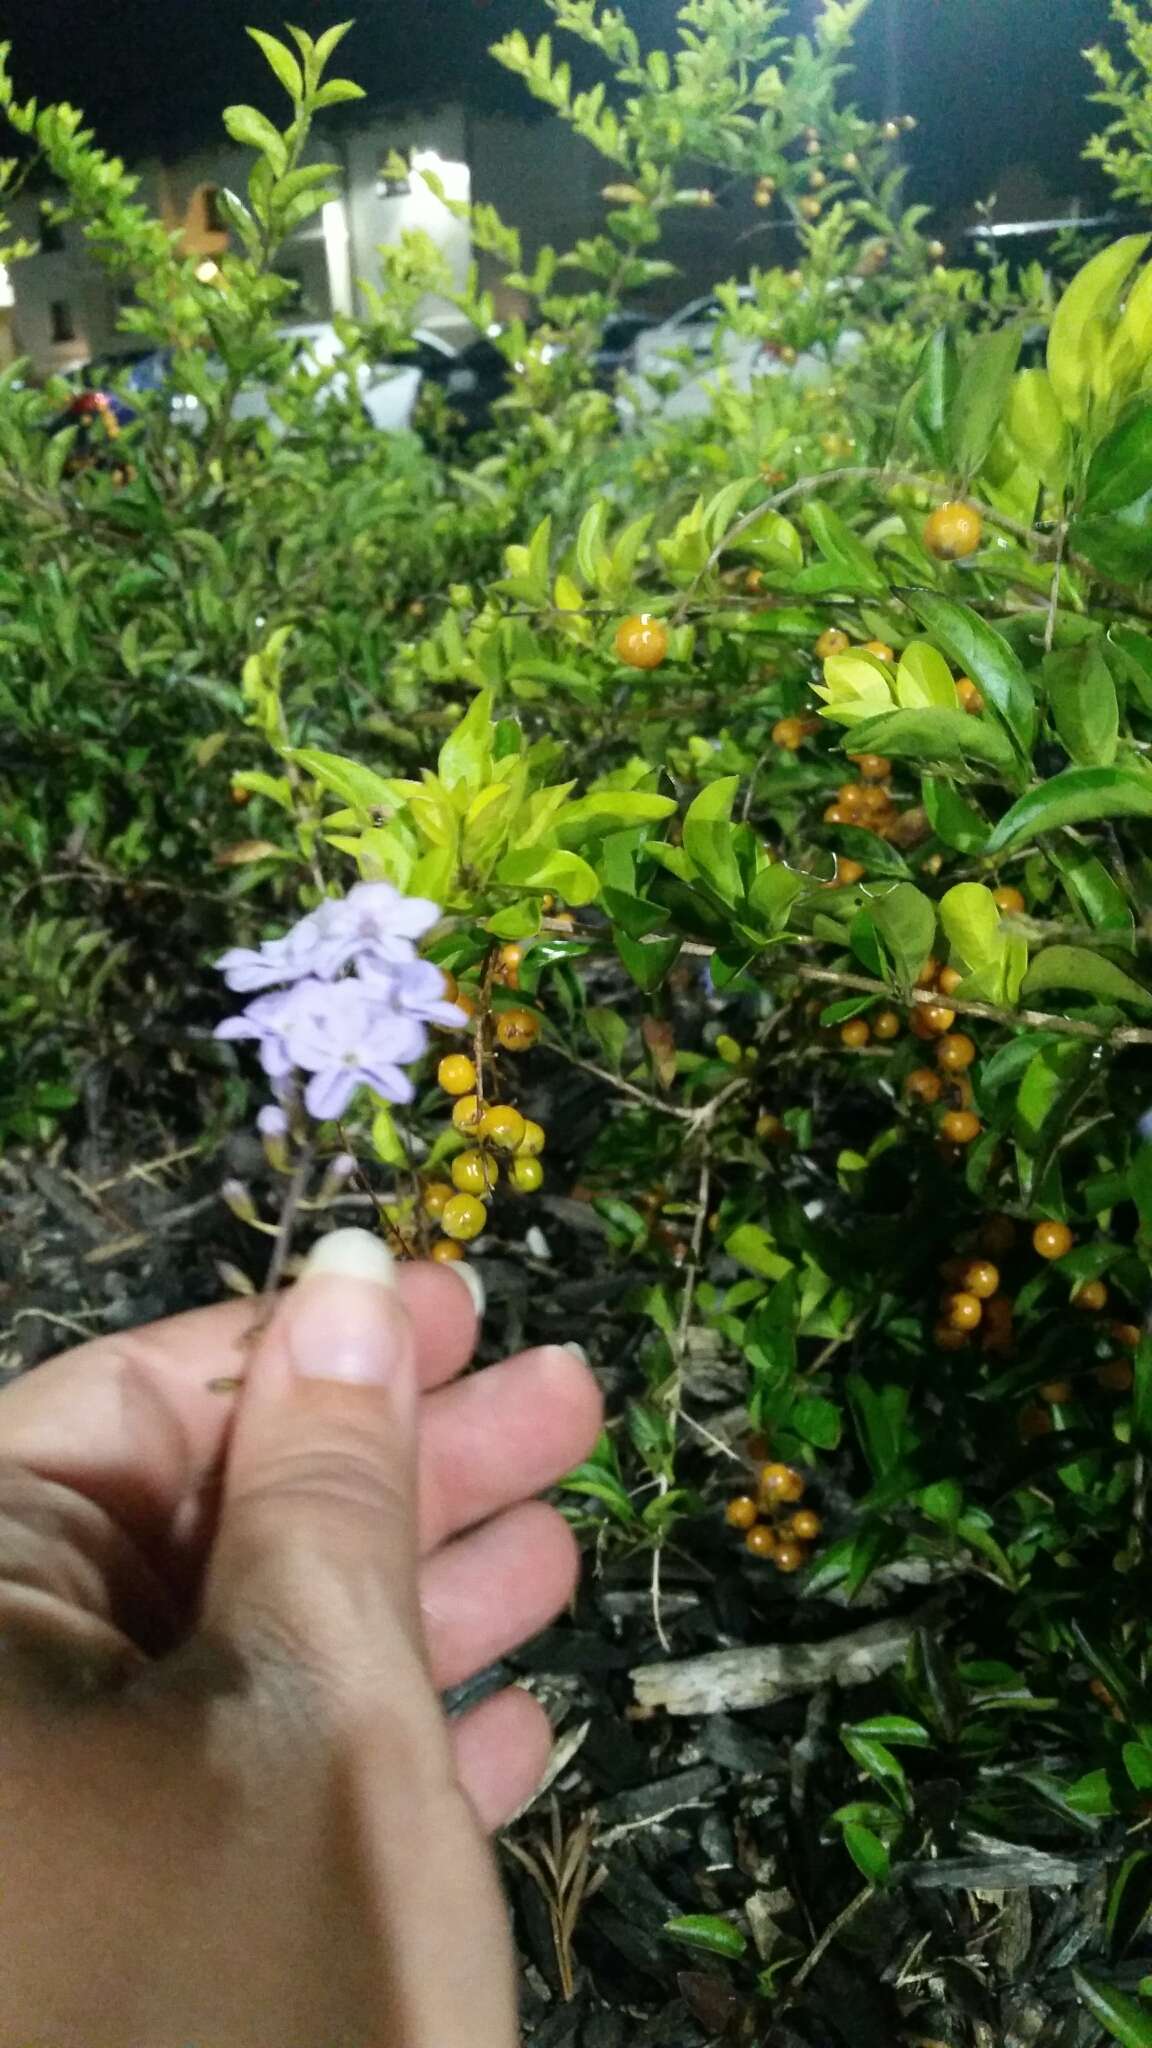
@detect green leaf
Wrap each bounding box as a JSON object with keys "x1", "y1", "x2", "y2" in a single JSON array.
[
  {"x1": 953, "y1": 323, "x2": 1022, "y2": 479},
  {"x1": 311, "y1": 76, "x2": 366, "y2": 107},
  {"x1": 1022, "y1": 946, "x2": 1152, "y2": 1011},
  {"x1": 371, "y1": 1105, "x2": 407, "y2": 1168},
  {"x1": 223, "y1": 103, "x2": 289, "y2": 174},
  {"x1": 664, "y1": 1915, "x2": 748, "y2": 1961},
  {"x1": 871, "y1": 883, "x2": 937, "y2": 989},
  {"x1": 1073, "y1": 1970, "x2": 1152, "y2": 2048},
  {"x1": 1005, "y1": 367, "x2": 1069, "y2": 490},
  {"x1": 921, "y1": 776, "x2": 990, "y2": 853},
  {"x1": 495, "y1": 847, "x2": 599, "y2": 904},
  {"x1": 616, "y1": 931, "x2": 680, "y2": 991},
  {"x1": 803, "y1": 502, "x2": 886, "y2": 593},
  {"x1": 1044, "y1": 640, "x2": 1118, "y2": 768},
  {"x1": 289, "y1": 748, "x2": 393, "y2": 813},
  {"x1": 1134, "y1": 1333, "x2": 1152, "y2": 1456},
  {"x1": 1125, "y1": 1745, "x2": 1152, "y2": 1793},
  {"x1": 682, "y1": 775, "x2": 742, "y2": 906},
  {"x1": 842, "y1": 1822, "x2": 891, "y2": 1886},
  {"x1": 985, "y1": 767, "x2": 1152, "y2": 854},
  {"x1": 791, "y1": 1394, "x2": 842, "y2": 1450},
  {"x1": 895, "y1": 640, "x2": 956, "y2": 712},
  {"x1": 1085, "y1": 401, "x2": 1152, "y2": 514},
  {"x1": 1071, "y1": 493, "x2": 1152, "y2": 582},
  {"x1": 843, "y1": 705, "x2": 1015, "y2": 773},
  {"x1": 841, "y1": 1731, "x2": 910, "y2": 1811},
  {"x1": 914, "y1": 327, "x2": 960, "y2": 462},
  {"x1": 1049, "y1": 842, "x2": 1134, "y2": 943},
  {"x1": 899, "y1": 588, "x2": 1035, "y2": 757},
  {"x1": 438, "y1": 690, "x2": 495, "y2": 798},
  {"x1": 1048, "y1": 235, "x2": 1150, "y2": 423},
  {"x1": 556, "y1": 791, "x2": 676, "y2": 842},
  {"x1": 725, "y1": 1222, "x2": 793, "y2": 1282},
  {"x1": 844, "y1": 1716, "x2": 931, "y2": 1747},
  {"x1": 247, "y1": 28, "x2": 304, "y2": 99},
  {"x1": 939, "y1": 884, "x2": 1007, "y2": 971}
]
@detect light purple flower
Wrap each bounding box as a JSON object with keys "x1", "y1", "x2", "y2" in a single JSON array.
[
  {"x1": 359, "y1": 952, "x2": 467, "y2": 1029},
  {"x1": 257, "y1": 1104, "x2": 290, "y2": 1139},
  {"x1": 309, "y1": 882, "x2": 442, "y2": 980},
  {"x1": 215, "y1": 989, "x2": 299, "y2": 1081},
  {"x1": 282, "y1": 977, "x2": 426, "y2": 1121},
  {"x1": 216, "y1": 910, "x2": 337, "y2": 993}
]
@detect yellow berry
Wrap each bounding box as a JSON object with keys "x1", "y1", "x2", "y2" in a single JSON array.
[
  {"x1": 1074, "y1": 1280, "x2": 1108, "y2": 1312},
  {"x1": 431, "y1": 1238, "x2": 465, "y2": 1264},
  {"x1": 924, "y1": 501, "x2": 983, "y2": 560},
  {"x1": 452, "y1": 1150, "x2": 498, "y2": 1196},
  {"x1": 452, "y1": 1094, "x2": 484, "y2": 1133},
  {"x1": 496, "y1": 1009, "x2": 541, "y2": 1053},
  {"x1": 517, "y1": 1119, "x2": 546, "y2": 1156},
  {"x1": 510, "y1": 1154, "x2": 544, "y2": 1194},
  {"x1": 439, "y1": 1054, "x2": 477, "y2": 1097},
  {"x1": 1033, "y1": 1219, "x2": 1074, "y2": 1261},
  {"x1": 815, "y1": 627, "x2": 851, "y2": 658},
  {"x1": 759, "y1": 1463, "x2": 805, "y2": 1505},
  {"x1": 423, "y1": 1181, "x2": 455, "y2": 1221},
  {"x1": 615, "y1": 614, "x2": 669, "y2": 670},
  {"x1": 725, "y1": 1495, "x2": 759, "y2": 1531},
  {"x1": 440, "y1": 1194, "x2": 487, "y2": 1243},
  {"x1": 479, "y1": 1104, "x2": 527, "y2": 1152}
]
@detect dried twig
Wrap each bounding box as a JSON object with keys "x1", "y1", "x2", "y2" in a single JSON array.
[
  {"x1": 632, "y1": 1615, "x2": 917, "y2": 1715},
  {"x1": 504, "y1": 1802, "x2": 604, "y2": 2002}
]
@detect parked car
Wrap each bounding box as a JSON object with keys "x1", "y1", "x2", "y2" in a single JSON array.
[{"x1": 622, "y1": 286, "x2": 860, "y2": 421}]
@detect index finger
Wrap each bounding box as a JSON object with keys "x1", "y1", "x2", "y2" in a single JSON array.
[{"x1": 0, "y1": 1262, "x2": 479, "y2": 1545}]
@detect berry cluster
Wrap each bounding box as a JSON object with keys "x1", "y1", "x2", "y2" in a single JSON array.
[
  {"x1": 725, "y1": 1462, "x2": 822, "y2": 1574},
  {"x1": 424, "y1": 946, "x2": 545, "y2": 1261}
]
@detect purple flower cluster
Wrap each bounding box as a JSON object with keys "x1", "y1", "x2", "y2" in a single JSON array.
[{"x1": 215, "y1": 883, "x2": 464, "y2": 1122}]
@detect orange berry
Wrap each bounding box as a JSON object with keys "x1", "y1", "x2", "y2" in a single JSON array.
[
  {"x1": 916, "y1": 957, "x2": 943, "y2": 990},
  {"x1": 912, "y1": 1002, "x2": 956, "y2": 1039},
  {"x1": 856, "y1": 784, "x2": 894, "y2": 821},
  {"x1": 956, "y1": 677, "x2": 984, "y2": 714},
  {"x1": 872, "y1": 1008, "x2": 901, "y2": 1041},
  {"x1": 517, "y1": 1119, "x2": 546, "y2": 1157},
  {"x1": 863, "y1": 639, "x2": 895, "y2": 661},
  {"x1": 993, "y1": 886, "x2": 1026, "y2": 915},
  {"x1": 933, "y1": 1319, "x2": 969, "y2": 1351},
  {"x1": 937, "y1": 965, "x2": 964, "y2": 998},
  {"x1": 772, "y1": 716, "x2": 808, "y2": 750},
  {"x1": 837, "y1": 783, "x2": 869, "y2": 815},
  {"x1": 479, "y1": 1104, "x2": 526, "y2": 1152},
  {"x1": 452, "y1": 1094, "x2": 484, "y2": 1133},
  {"x1": 510, "y1": 1154, "x2": 544, "y2": 1193},
  {"x1": 455, "y1": 990, "x2": 478, "y2": 1022},
  {"x1": 923, "y1": 500, "x2": 983, "y2": 560},
  {"x1": 980, "y1": 1214, "x2": 1016, "y2": 1256},
  {"x1": 836, "y1": 857, "x2": 866, "y2": 885},
  {"x1": 1073, "y1": 1280, "x2": 1108, "y2": 1312},
  {"x1": 439, "y1": 1053, "x2": 478, "y2": 1097},
  {"x1": 815, "y1": 627, "x2": 851, "y2": 658},
  {"x1": 495, "y1": 943, "x2": 524, "y2": 987},
  {"x1": 759, "y1": 1462, "x2": 805, "y2": 1505},
  {"x1": 1096, "y1": 1359, "x2": 1135, "y2": 1392},
  {"x1": 1019, "y1": 1404, "x2": 1052, "y2": 1440},
  {"x1": 1112, "y1": 1323, "x2": 1142, "y2": 1352},
  {"x1": 946, "y1": 1291, "x2": 983, "y2": 1332},
  {"x1": 756, "y1": 1111, "x2": 787, "y2": 1144},
  {"x1": 936, "y1": 1032, "x2": 976, "y2": 1072},
  {"x1": 848, "y1": 753, "x2": 891, "y2": 782},
  {"x1": 905, "y1": 1066, "x2": 943, "y2": 1105},
  {"x1": 615, "y1": 613, "x2": 669, "y2": 669},
  {"x1": 441, "y1": 1193, "x2": 487, "y2": 1243},
  {"x1": 789, "y1": 1510, "x2": 823, "y2": 1542},
  {"x1": 941, "y1": 1110, "x2": 981, "y2": 1146},
  {"x1": 423, "y1": 1181, "x2": 455, "y2": 1221},
  {"x1": 745, "y1": 1522, "x2": 778, "y2": 1559},
  {"x1": 431, "y1": 1238, "x2": 465, "y2": 1264},
  {"x1": 452, "y1": 1150, "x2": 498, "y2": 1196},
  {"x1": 773, "y1": 1541, "x2": 807, "y2": 1575},
  {"x1": 1040, "y1": 1378, "x2": 1073, "y2": 1405},
  {"x1": 1033, "y1": 1219, "x2": 1074, "y2": 1261},
  {"x1": 726, "y1": 1495, "x2": 760, "y2": 1531},
  {"x1": 497, "y1": 1009, "x2": 541, "y2": 1053},
  {"x1": 823, "y1": 804, "x2": 848, "y2": 825},
  {"x1": 840, "y1": 1018, "x2": 871, "y2": 1050},
  {"x1": 964, "y1": 1260, "x2": 1000, "y2": 1300},
  {"x1": 230, "y1": 783, "x2": 252, "y2": 807}
]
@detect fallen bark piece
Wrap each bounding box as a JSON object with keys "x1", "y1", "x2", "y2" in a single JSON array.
[{"x1": 631, "y1": 1618, "x2": 915, "y2": 1716}]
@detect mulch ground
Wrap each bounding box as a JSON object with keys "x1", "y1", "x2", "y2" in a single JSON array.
[{"x1": 0, "y1": 1109, "x2": 1124, "y2": 2047}]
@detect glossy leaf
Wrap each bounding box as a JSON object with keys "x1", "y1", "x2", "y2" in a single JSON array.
[
  {"x1": 1085, "y1": 402, "x2": 1152, "y2": 514},
  {"x1": 985, "y1": 766, "x2": 1152, "y2": 853},
  {"x1": 664, "y1": 1916, "x2": 748, "y2": 1961},
  {"x1": 1047, "y1": 235, "x2": 1149, "y2": 422},
  {"x1": 842, "y1": 706, "x2": 1015, "y2": 772},
  {"x1": 1073, "y1": 1970, "x2": 1152, "y2": 2048},
  {"x1": 871, "y1": 883, "x2": 937, "y2": 989},
  {"x1": 1044, "y1": 640, "x2": 1118, "y2": 768},
  {"x1": 899, "y1": 588, "x2": 1035, "y2": 757},
  {"x1": 921, "y1": 775, "x2": 990, "y2": 853},
  {"x1": 953, "y1": 323, "x2": 1022, "y2": 479},
  {"x1": 1022, "y1": 946, "x2": 1152, "y2": 1010}
]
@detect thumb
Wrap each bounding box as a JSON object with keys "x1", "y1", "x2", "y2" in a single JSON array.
[{"x1": 203, "y1": 1228, "x2": 425, "y2": 1704}]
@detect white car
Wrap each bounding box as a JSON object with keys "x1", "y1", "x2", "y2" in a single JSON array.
[
  {"x1": 168, "y1": 322, "x2": 454, "y2": 436},
  {"x1": 623, "y1": 287, "x2": 859, "y2": 421}
]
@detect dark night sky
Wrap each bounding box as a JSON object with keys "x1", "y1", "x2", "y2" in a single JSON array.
[{"x1": 0, "y1": 0, "x2": 1120, "y2": 219}]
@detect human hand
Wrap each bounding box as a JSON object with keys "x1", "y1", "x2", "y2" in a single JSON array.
[{"x1": 0, "y1": 1228, "x2": 601, "y2": 2046}]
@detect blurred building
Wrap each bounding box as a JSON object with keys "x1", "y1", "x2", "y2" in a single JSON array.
[{"x1": 5, "y1": 104, "x2": 606, "y2": 374}]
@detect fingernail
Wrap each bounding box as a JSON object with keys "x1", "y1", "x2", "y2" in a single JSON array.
[
  {"x1": 445, "y1": 1261, "x2": 485, "y2": 1319},
  {"x1": 564, "y1": 1342, "x2": 589, "y2": 1366},
  {"x1": 289, "y1": 1229, "x2": 399, "y2": 1384}
]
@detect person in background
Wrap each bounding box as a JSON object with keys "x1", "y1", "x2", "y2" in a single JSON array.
[{"x1": 0, "y1": 1228, "x2": 601, "y2": 2045}]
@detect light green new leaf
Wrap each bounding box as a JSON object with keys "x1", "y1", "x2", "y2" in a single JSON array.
[
  {"x1": 1005, "y1": 367, "x2": 1069, "y2": 491},
  {"x1": 495, "y1": 847, "x2": 599, "y2": 903},
  {"x1": 843, "y1": 706, "x2": 1015, "y2": 773},
  {"x1": 289, "y1": 749, "x2": 394, "y2": 814},
  {"x1": 247, "y1": 29, "x2": 304, "y2": 100},
  {"x1": 223, "y1": 103, "x2": 288, "y2": 175},
  {"x1": 921, "y1": 776, "x2": 990, "y2": 852},
  {"x1": 682, "y1": 775, "x2": 742, "y2": 905},
  {"x1": 664, "y1": 1915, "x2": 748, "y2": 1961},
  {"x1": 1022, "y1": 946, "x2": 1152, "y2": 1011},
  {"x1": 985, "y1": 766, "x2": 1152, "y2": 854},
  {"x1": 1048, "y1": 235, "x2": 1149, "y2": 423},
  {"x1": 940, "y1": 884, "x2": 1005, "y2": 972},
  {"x1": 438, "y1": 689, "x2": 495, "y2": 800},
  {"x1": 556, "y1": 791, "x2": 676, "y2": 843},
  {"x1": 895, "y1": 640, "x2": 956, "y2": 712}
]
